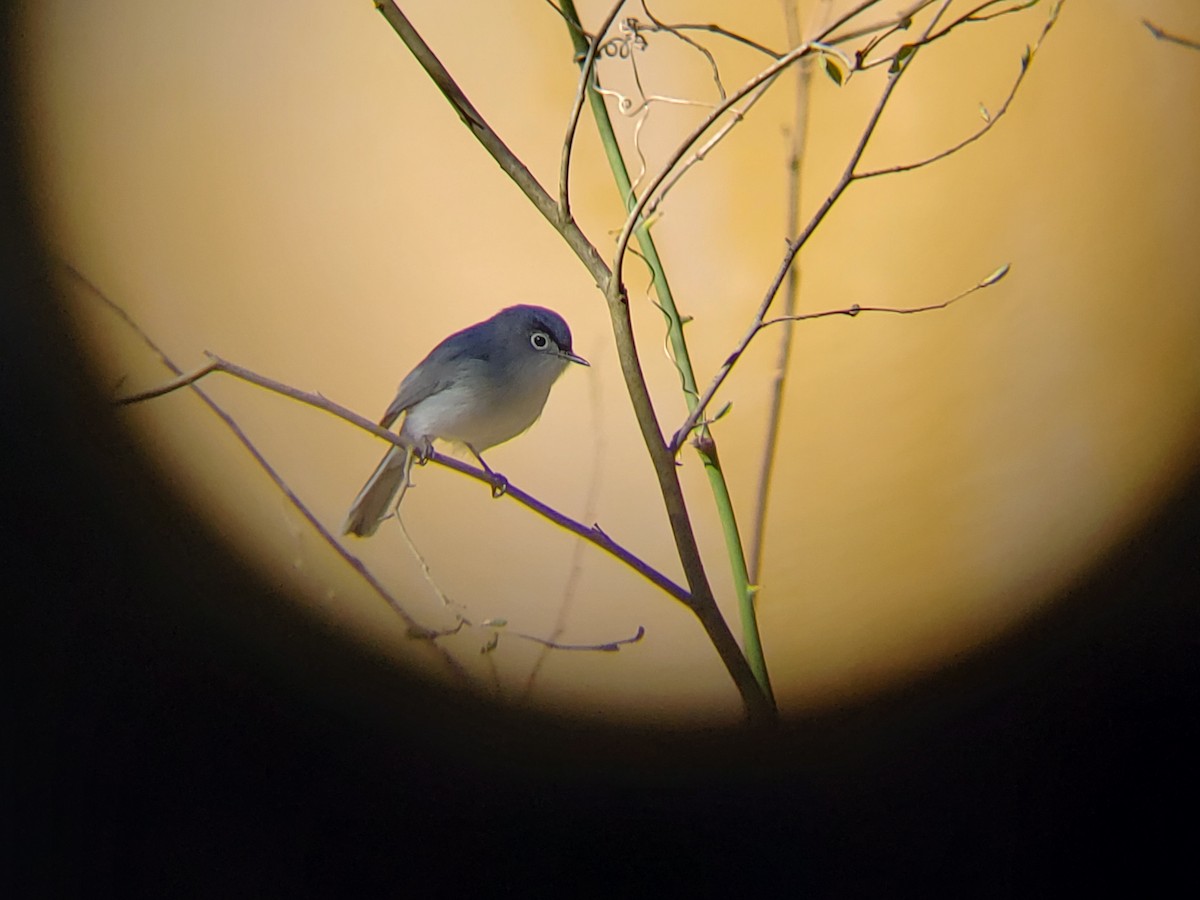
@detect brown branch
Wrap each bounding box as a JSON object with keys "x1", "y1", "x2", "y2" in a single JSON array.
[
  {"x1": 854, "y1": 1, "x2": 1060, "y2": 179},
  {"x1": 821, "y1": 0, "x2": 934, "y2": 45},
  {"x1": 665, "y1": 22, "x2": 783, "y2": 59},
  {"x1": 559, "y1": 0, "x2": 628, "y2": 219},
  {"x1": 672, "y1": 265, "x2": 1010, "y2": 450},
  {"x1": 373, "y1": 1, "x2": 611, "y2": 288}
]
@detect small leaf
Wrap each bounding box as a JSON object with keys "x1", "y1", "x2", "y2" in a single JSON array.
[
  {"x1": 821, "y1": 55, "x2": 844, "y2": 87},
  {"x1": 890, "y1": 44, "x2": 916, "y2": 75},
  {"x1": 899, "y1": 16, "x2": 912, "y2": 30},
  {"x1": 710, "y1": 401, "x2": 733, "y2": 423},
  {"x1": 1020, "y1": 45, "x2": 1033, "y2": 71},
  {"x1": 480, "y1": 618, "x2": 507, "y2": 628},
  {"x1": 979, "y1": 103, "x2": 991, "y2": 123},
  {"x1": 979, "y1": 263, "x2": 1011, "y2": 288}
]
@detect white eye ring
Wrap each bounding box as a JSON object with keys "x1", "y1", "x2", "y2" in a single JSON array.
[{"x1": 530, "y1": 331, "x2": 550, "y2": 351}]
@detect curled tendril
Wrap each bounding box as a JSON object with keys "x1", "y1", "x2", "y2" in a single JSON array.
[{"x1": 600, "y1": 16, "x2": 649, "y2": 58}]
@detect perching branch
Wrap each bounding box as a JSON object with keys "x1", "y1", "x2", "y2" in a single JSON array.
[
  {"x1": 115, "y1": 347, "x2": 694, "y2": 609},
  {"x1": 75, "y1": 266, "x2": 647, "y2": 668},
  {"x1": 76, "y1": 255, "x2": 661, "y2": 661}
]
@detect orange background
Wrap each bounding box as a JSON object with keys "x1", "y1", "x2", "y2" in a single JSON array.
[{"x1": 16, "y1": 0, "x2": 1200, "y2": 722}]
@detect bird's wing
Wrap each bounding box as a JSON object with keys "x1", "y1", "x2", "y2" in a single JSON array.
[{"x1": 378, "y1": 331, "x2": 487, "y2": 428}]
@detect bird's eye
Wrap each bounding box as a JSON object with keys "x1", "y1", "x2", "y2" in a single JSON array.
[{"x1": 530, "y1": 331, "x2": 550, "y2": 351}]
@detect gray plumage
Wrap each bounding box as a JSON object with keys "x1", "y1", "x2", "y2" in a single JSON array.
[{"x1": 342, "y1": 305, "x2": 587, "y2": 537}]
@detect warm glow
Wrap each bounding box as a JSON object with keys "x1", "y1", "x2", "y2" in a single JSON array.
[{"x1": 16, "y1": 0, "x2": 1200, "y2": 722}]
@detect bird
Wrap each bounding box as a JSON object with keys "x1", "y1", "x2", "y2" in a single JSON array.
[{"x1": 342, "y1": 304, "x2": 588, "y2": 537}]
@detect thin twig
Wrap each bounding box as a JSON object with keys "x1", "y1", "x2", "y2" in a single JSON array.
[
  {"x1": 1143, "y1": 18, "x2": 1200, "y2": 51},
  {"x1": 764, "y1": 263, "x2": 1010, "y2": 327},
  {"x1": 673, "y1": 264, "x2": 1010, "y2": 450},
  {"x1": 821, "y1": 0, "x2": 930, "y2": 44},
  {"x1": 856, "y1": 2, "x2": 1060, "y2": 178},
  {"x1": 853, "y1": 0, "x2": 1039, "y2": 71},
  {"x1": 560, "y1": 0, "x2": 629, "y2": 219},
  {"x1": 373, "y1": 1, "x2": 612, "y2": 287},
  {"x1": 668, "y1": 22, "x2": 783, "y2": 59},
  {"x1": 641, "y1": 1, "x2": 727, "y2": 101},
  {"x1": 509, "y1": 624, "x2": 645, "y2": 652},
  {"x1": 748, "y1": 0, "x2": 826, "y2": 586}
]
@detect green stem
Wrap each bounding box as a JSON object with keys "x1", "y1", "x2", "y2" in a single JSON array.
[{"x1": 559, "y1": 0, "x2": 773, "y2": 705}]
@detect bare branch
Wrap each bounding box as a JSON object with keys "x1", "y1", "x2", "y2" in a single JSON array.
[
  {"x1": 506, "y1": 623, "x2": 645, "y2": 652},
  {"x1": 821, "y1": 0, "x2": 934, "y2": 45},
  {"x1": 1143, "y1": 18, "x2": 1200, "y2": 51},
  {"x1": 373, "y1": 1, "x2": 611, "y2": 289},
  {"x1": 114, "y1": 360, "x2": 220, "y2": 404},
  {"x1": 764, "y1": 263, "x2": 1010, "y2": 327},
  {"x1": 855, "y1": 1, "x2": 1061, "y2": 179},
  {"x1": 560, "y1": 0, "x2": 629, "y2": 219},
  {"x1": 667, "y1": 22, "x2": 783, "y2": 59},
  {"x1": 640, "y1": 1, "x2": 728, "y2": 100},
  {"x1": 672, "y1": 263, "x2": 1011, "y2": 452}
]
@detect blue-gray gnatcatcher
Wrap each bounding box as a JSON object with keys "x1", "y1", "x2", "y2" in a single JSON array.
[{"x1": 342, "y1": 304, "x2": 588, "y2": 537}]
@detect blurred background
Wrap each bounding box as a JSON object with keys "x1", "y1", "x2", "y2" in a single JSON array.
[{"x1": 13, "y1": 0, "x2": 1200, "y2": 723}]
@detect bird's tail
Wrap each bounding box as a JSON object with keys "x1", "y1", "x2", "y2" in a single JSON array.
[{"x1": 341, "y1": 445, "x2": 414, "y2": 537}]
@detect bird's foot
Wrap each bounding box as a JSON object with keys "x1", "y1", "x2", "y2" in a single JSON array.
[{"x1": 488, "y1": 473, "x2": 509, "y2": 499}]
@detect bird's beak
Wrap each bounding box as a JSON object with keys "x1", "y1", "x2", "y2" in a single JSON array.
[{"x1": 562, "y1": 350, "x2": 589, "y2": 366}]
